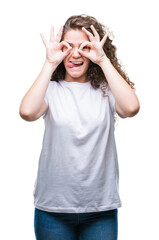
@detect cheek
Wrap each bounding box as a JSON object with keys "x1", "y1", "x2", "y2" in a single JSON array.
[
  {"x1": 63, "y1": 54, "x2": 70, "y2": 67},
  {"x1": 63, "y1": 57, "x2": 67, "y2": 68}
]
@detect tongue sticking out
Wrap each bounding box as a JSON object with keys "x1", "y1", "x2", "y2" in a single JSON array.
[{"x1": 68, "y1": 62, "x2": 83, "y2": 68}]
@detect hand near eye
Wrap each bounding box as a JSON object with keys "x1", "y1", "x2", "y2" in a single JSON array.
[
  {"x1": 78, "y1": 25, "x2": 108, "y2": 66},
  {"x1": 40, "y1": 26, "x2": 72, "y2": 66}
]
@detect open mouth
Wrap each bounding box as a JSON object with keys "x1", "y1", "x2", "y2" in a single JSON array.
[{"x1": 68, "y1": 61, "x2": 84, "y2": 68}]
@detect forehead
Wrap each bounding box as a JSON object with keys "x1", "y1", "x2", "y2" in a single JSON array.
[{"x1": 63, "y1": 29, "x2": 89, "y2": 44}]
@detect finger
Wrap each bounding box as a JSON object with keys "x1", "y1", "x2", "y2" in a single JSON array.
[
  {"x1": 60, "y1": 41, "x2": 71, "y2": 49},
  {"x1": 50, "y1": 25, "x2": 54, "y2": 42},
  {"x1": 56, "y1": 26, "x2": 63, "y2": 42},
  {"x1": 79, "y1": 41, "x2": 92, "y2": 50},
  {"x1": 82, "y1": 27, "x2": 94, "y2": 41},
  {"x1": 60, "y1": 42, "x2": 72, "y2": 58},
  {"x1": 78, "y1": 49, "x2": 89, "y2": 58},
  {"x1": 90, "y1": 25, "x2": 100, "y2": 40},
  {"x1": 40, "y1": 33, "x2": 48, "y2": 47},
  {"x1": 60, "y1": 41, "x2": 72, "y2": 57},
  {"x1": 63, "y1": 47, "x2": 72, "y2": 58},
  {"x1": 101, "y1": 32, "x2": 108, "y2": 47}
]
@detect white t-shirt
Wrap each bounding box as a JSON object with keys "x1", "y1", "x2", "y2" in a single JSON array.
[{"x1": 33, "y1": 79, "x2": 122, "y2": 213}]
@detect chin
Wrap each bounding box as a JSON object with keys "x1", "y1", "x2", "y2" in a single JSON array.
[
  {"x1": 70, "y1": 73, "x2": 84, "y2": 78},
  {"x1": 66, "y1": 69, "x2": 87, "y2": 79}
]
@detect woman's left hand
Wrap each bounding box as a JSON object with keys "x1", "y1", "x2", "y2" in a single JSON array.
[{"x1": 78, "y1": 25, "x2": 108, "y2": 66}]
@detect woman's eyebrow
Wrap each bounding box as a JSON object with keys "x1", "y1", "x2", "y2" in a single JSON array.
[{"x1": 65, "y1": 41, "x2": 84, "y2": 46}]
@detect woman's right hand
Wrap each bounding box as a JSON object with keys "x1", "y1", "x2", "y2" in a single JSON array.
[{"x1": 40, "y1": 26, "x2": 72, "y2": 66}]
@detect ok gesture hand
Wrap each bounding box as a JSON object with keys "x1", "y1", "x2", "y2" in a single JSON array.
[
  {"x1": 40, "y1": 26, "x2": 72, "y2": 66},
  {"x1": 78, "y1": 25, "x2": 108, "y2": 66}
]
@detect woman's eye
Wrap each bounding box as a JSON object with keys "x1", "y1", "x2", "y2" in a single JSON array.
[
  {"x1": 62, "y1": 46, "x2": 67, "y2": 52},
  {"x1": 83, "y1": 46, "x2": 90, "y2": 51}
]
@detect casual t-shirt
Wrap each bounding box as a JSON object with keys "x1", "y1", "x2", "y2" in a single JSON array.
[{"x1": 33, "y1": 79, "x2": 122, "y2": 213}]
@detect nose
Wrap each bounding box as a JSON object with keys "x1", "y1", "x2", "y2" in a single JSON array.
[{"x1": 71, "y1": 47, "x2": 81, "y2": 58}]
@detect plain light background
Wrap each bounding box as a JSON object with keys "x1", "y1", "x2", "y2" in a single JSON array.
[{"x1": 0, "y1": 0, "x2": 159, "y2": 239}]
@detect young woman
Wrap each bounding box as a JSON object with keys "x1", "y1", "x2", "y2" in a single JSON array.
[{"x1": 19, "y1": 14, "x2": 140, "y2": 240}]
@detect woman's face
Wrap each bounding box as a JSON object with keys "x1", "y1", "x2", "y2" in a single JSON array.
[{"x1": 63, "y1": 29, "x2": 90, "y2": 82}]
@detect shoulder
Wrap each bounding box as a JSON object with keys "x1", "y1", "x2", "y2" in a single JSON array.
[
  {"x1": 48, "y1": 80, "x2": 59, "y2": 87},
  {"x1": 47, "y1": 80, "x2": 61, "y2": 91}
]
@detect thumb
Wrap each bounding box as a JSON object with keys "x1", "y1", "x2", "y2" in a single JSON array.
[
  {"x1": 78, "y1": 49, "x2": 89, "y2": 58},
  {"x1": 63, "y1": 46, "x2": 72, "y2": 58}
]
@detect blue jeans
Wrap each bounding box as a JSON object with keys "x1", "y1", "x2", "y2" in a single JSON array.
[{"x1": 34, "y1": 208, "x2": 118, "y2": 240}]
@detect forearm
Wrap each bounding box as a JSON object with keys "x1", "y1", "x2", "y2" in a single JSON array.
[
  {"x1": 19, "y1": 60, "x2": 57, "y2": 118},
  {"x1": 99, "y1": 56, "x2": 140, "y2": 117}
]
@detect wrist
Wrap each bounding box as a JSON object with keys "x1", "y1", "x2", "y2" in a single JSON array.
[
  {"x1": 44, "y1": 59, "x2": 58, "y2": 72},
  {"x1": 98, "y1": 55, "x2": 110, "y2": 68}
]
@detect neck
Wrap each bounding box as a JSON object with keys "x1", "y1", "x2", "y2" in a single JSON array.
[{"x1": 65, "y1": 74, "x2": 89, "y2": 83}]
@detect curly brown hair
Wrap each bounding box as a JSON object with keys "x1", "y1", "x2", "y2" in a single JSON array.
[{"x1": 51, "y1": 14, "x2": 135, "y2": 91}]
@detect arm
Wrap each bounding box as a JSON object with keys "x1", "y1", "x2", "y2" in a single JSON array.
[
  {"x1": 79, "y1": 25, "x2": 140, "y2": 118},
  {"x1": 99, "y1": 57, "x2": 140, "y2": 118},
  {"x1": 19, "y1": 61, "x2": 57, "y2": 121},
  {"x1": 19, "y1": 26, "x2": 72, "y2": 121}
]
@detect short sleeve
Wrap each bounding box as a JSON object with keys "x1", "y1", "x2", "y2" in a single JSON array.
[
  {"x1": 44, "y1": 81, "x2": 53, "y2": 108},
  {"x1": 106, "y1": 85, "x2": 116, "y2": 115},
  {"x1": 106, "y1": 85, "x2": 127, "y2": 119},
  {"x1": 44, "y1": 94, "x2": 48, "y2": 108},
  {"x1": 42, "y1": 82, "x2": 51, "y2": 119}
]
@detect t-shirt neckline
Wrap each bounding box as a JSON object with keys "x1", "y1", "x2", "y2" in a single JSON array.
[{"x1": 60, "y1": 79, "x2": 91, "y2": 86}]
